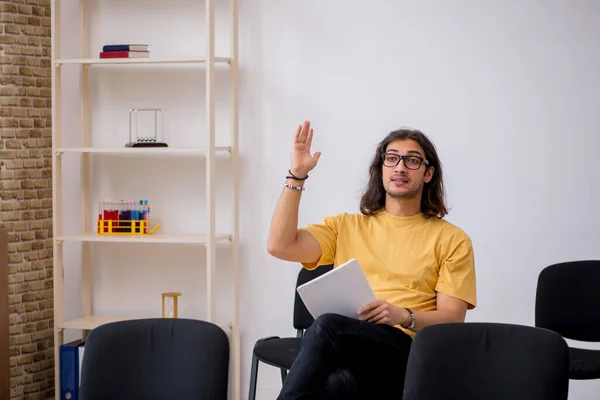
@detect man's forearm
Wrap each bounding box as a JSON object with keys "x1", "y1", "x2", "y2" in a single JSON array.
[
  {"x1": 267, "y1": 178, "x2": 305, "y2": 253},
  {"x1": 408, "y1": 309, "x2": 466, "y2": 333}
]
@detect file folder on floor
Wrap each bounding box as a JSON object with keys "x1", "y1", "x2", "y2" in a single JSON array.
[{"x1": 60, "y1": 339, "x2": 85, "y2": 400}]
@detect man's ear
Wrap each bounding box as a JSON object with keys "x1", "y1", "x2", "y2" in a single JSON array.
[{"x1": 424, "y1": 166, "x2": 434, "y2": 183}]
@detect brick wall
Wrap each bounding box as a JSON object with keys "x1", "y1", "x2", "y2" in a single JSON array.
[{"x1": 0, "y1": 0, "x2": 54, "y2": 399}]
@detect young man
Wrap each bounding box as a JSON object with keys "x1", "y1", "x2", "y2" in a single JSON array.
[{"x1": 267, "y1": 121, "x2": 477, "y2": 399}]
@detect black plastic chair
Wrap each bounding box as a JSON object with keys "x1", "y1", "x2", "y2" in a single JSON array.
[
  {"x1": 248, "y1": 264, "x2": 333, "y2": 400},
  {"x1": 535, "y1": 260, "x2": 600, "y2": 380},
  {"x1": 79, "y1": 318, "x2": 230, "y2": 400},
  {"x1": 403, "y1": 322, "x2": 570, "y2": 400}
]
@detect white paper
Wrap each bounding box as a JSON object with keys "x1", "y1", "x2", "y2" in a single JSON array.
[{"x1": 297, "y1": 258, "x2": 376, "y2": 319}]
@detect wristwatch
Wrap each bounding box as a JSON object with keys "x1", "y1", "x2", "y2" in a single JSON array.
[{"x1": 401, "y1": 307, "x2": 415, "y2": 330}]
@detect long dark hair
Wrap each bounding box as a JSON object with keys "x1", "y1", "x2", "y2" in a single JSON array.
[{"x1": 359, "y1": 128, "x2": 447, "y2": 218}]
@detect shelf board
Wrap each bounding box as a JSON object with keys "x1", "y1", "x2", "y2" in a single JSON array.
[
  {"x1": 55, "y1": 146, "x2": 231, "y2": 156},
  {"x1": 56, "y1": 232, "x2": 231, "y2": 244},
  {"x1": 59, "y1": 315, "x2": 137, "y2": 330},
  {"x1": 58, "y1": 315, "x2": 231, "y2": 331},
  {"x1": 55, "y1": 57, "x2": 231, "y2": 66}
]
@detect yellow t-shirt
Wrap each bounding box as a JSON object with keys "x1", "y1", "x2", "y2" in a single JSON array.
[{"x1": 301, "y1": 209, "x2": 477, "y2": 337}]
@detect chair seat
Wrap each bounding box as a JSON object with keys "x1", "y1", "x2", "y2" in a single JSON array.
[
  {"x1": 254, "y1": 337, "x2": 302, "y2": 370},
  {"x1": 570, "y1": 347, "x2": 600, "y2": 379}
]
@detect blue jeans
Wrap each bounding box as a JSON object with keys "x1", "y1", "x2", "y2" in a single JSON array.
[{"x1": 277, "y1": 313, "x2": 413, "y2": 399}]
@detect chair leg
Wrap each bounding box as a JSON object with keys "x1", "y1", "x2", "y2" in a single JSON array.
[
  {"x1": 280, "y1": 368, "x2": 287, "y2": 384},
  {"x1": 248, "y1": 353, "x2": 260, "y2": 400}
]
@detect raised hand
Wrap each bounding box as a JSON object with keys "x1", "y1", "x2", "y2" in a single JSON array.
[{"x1": 290, "y1": 120, "x2": 321, "y2": 177}]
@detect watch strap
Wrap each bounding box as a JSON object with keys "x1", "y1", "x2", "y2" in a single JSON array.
[{"x1": 401, "y1": 307, "x2": 415, "y2": 329}]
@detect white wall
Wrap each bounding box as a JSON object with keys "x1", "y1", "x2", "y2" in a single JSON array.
[{"x1": 58, "y1": 1, "x2": 600, "y2": 399}]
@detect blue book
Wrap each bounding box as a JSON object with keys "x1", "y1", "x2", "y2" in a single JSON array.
[
  {"x1": 102, "y1": 44, "x2": 148, "y2": 52},
  {"x1": 60, "y1": 339, "x2": 85, "y2": 400}
]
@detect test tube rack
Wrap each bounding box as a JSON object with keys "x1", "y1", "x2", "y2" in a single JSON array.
[{"x1": 97, "y1": 219, "x2": 160, "y2": 235}]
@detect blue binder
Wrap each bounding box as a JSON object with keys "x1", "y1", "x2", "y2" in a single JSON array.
[{"x1": 60, "y1": 339, "x2": 85, "y2": 400}]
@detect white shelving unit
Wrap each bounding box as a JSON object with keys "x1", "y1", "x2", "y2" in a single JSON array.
[{"x1": 51, "y1": 0, "x2": 240, "y2": 399}]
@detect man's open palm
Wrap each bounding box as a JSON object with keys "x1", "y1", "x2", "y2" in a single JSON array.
[{"x1": 291, "y1": 120, "x2": 321, "y2": 176}]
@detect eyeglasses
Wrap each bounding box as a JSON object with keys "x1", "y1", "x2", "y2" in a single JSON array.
[{"x1": 381, "y1": 152, "x2": 429, "y2": 170}]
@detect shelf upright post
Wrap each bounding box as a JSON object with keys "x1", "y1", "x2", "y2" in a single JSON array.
[
  {"x1": 51, "y1": 0, "x2": 64, "y2": 399},
  {"x1": 205, "y1": 0, "x2": 216, "y2": 324},
  {"x1": 230, "y1": 0, "x2": 240, "y2": 397},
  {"x1": 80, "y1": 0, "x2": 93, "y2": 338}
]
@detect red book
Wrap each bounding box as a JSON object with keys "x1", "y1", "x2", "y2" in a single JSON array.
[{"x1": 99, "y1": 51, "x2": 149, "y2": 59}]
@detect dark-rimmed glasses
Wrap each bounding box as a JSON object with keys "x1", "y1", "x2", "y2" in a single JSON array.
[{"x1": 381, "y1": 152, "x2": 429, "y2": 170}]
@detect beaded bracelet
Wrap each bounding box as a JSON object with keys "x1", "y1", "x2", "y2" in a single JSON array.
[{"x1": 283, "y1": 183, "x2": 305, "y2": 191}]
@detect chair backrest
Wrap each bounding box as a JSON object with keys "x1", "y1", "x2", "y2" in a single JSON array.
[
  {"x1": 293, "y1": 264, "x2": 333, "y2": 331},
  {"x1": 535, "y1": 260, "x2": 600, "y2": 341},
  {"x1": 79, "y1": 318, "x2": 230, "y2": 400},
  {"x1": 403, "y1": 322, "x2": 570, "y2": 400}
]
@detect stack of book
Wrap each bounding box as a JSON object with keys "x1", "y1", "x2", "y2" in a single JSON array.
[{"x1": 99, "y1": 44, "x2": 149, "y2": 59}]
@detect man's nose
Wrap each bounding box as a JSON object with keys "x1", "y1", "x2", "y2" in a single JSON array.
[{"x1": 394, "y1": 159, "x2": 408, "y2": 174}]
